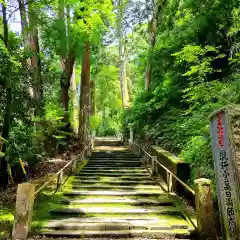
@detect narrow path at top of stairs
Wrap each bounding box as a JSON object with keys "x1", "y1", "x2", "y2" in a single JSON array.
[{"x1": 34, "y1": 137, "x2": 195, "y2": 239}]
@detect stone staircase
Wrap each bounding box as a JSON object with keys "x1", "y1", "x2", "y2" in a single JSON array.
[{"x1": 37, "y1": 138, "x2": 195, "y2": 239}]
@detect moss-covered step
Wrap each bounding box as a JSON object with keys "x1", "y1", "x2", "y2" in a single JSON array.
[
  {"x1": 81, "y1": 169, "x2": 147, "y2": 173},
  {"x1": 43, "y1": 216, "x2": 189, "y2": 226},
  {"x1": 43, "y1": 221, "x2": 190, "y2": 231},
  {"x1": 63, "y1": 190, "x2": 165, "y2": 197},
  {"x1": 86, "y1": 163, "x2": 143, "y2": 167},
  {"x1": 72, "y1": 179, "x2": 155, "y2": 185},
  {"x1": 38, "y1": 229, "x2": 192, "y2": 239},
  {"x1": 71, "y1": 184, "x2": 161, "y2": 190},
  {"x1": 83, "y1": 164, "x2": 144, "y2": 168},
  {"x1": 48, "y1": 205, "x2": 181, "y2": 216},
  {"x1": 58, "y1": 197, "x2": 174, "y2": 206},
  {"x1": 77, "y1": 172, "x2": 149, "y2": 177},
  {"x1": 74, "y1": 175, "x2": 153, "y2": 181},
  {"x1": 83, "y1": 166, "x2": 145, "y2": 169}
]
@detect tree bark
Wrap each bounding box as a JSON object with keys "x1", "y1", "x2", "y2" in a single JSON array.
[
  {"x1": 28, "y1": 1, "x2": 44, "y2": 117},
  {"x1": 145, "y1": 0, "x2": 166, "y2": 90},
  {"x1": 60, "y1": 47, "x2": 75, "y2": 123},
  {"x1": 71, "y1": 63, "x2": 78, "y2": 134},
  {"x1": 58, "y1": 0, "x2": 67, "y2": 70},
  {"x1": 0, "y1": 1, "x2": 12, "y2": 190},
  {"x1": 79, "y1": 42, "x2": 91, "y2": 148},
  {"x1": 90, "y1": 80, "x2": 95, "y2": 116},
  {"x1": 18, "y1": 0, "x2": 29, "y2": 45},
  {"x1": 59, "y1": 1, "x2": 74, "y2": 124},
  {"x1": 118, "y1": 0, "x2": 129, "y2": 107}
]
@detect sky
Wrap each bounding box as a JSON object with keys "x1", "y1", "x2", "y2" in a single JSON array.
[{"x1": 5, "y1": 0, "x2": 21, "y2": 33}]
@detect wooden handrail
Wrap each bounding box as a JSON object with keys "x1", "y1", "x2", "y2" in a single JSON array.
[
  {"x1": 132, "y1": 142, "x2": 195, "y2": 195},
  {"x1": 35, "y1": 143, "x2": 91, "y2": 196}
]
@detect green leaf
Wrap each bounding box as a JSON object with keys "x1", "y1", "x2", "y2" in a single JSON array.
[
  {"x1": 52, "y1": 135, "x2": 66, "y2": 139},
  {"x1": 56, "y1": 130, "x2": 73, "y2": 136}
]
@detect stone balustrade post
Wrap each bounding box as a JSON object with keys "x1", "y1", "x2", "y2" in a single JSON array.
[
  {"x1": 57, "y1": 171, "x2": 63, "y2": 191},
  {"x1": 12, "y1": 183, "x2": 35, "y2": 240},
  {"x1": 194, "y1": 178, "x2": 217, "y2": 239}
]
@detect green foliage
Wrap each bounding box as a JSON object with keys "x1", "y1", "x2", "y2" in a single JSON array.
[
  {"x1": 93, "y1": 47, "x2": 122, "y2": 136},
  {"x1": 123, "y1": 0, "x2": 240, "y2": 193},
  {"x1": 90, "y1": 115, "x2": 101, "y2": 130},
  {"x1": 173, "y1": 45, "x2": 225, "y2": 81}
]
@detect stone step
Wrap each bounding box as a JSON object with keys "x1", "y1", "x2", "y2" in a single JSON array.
[
  {"x1": 90, "y1": 158, "x2": 140, "y2": 161},
  {"x1": 86, "y1": 163, "x2": 143, "y2": 166},
  {"x1": 88, "y1": 159, "x2": 142, "y2": 162},
  {"x1": 92, "y1": 157, "x2": 139, "y2": 159},
  {"x1": 83, "y1": 166, "x2": 146, "y2": 170},
  {"x1": 43, "y1": 221, "x2": 189, "y2": 231},
  {"x1": 72, "y1": 179, "x2": 155, "y2": 185},
  {"x1": 63, "y1": 190, "x2": 164, "y2": 197},
  {"x1": 88, "y1": 161, "x2": 142, "y2": 164},
  {"x1": 49, "y1": 206, "x2": 180, "y2": 216},
  {"x1": 43, "y1": 216, "x2": 185, "y2": 222},
  {"x1": 91, "y1": 153, "x2": 134, "y2": 155},
  {"x1": 59, "y1": 197, "x2": 174, "y2": 206},
  {"x1": 71, "y1": 184, "x2": 161, "y2": 190},
  {"x1": 86, "y1": 164, "x2": 143, "y2": 168},
  {"x1": 77, "y1": 172, "x2": 149, "y2": 177},
  {"x1": 81, "y1": 169, "x2": 147, "y2": 173},
  {"x1": 39, "y1": 229, "x2": 191, "y2": 238},
  {"x1": 75, "y1": 176, "x2": 153, "y2": 181},
  {"x1": 90, "y1": 157, "x2": 140, "y2": 159},
  {"x1": 44, "y1": 216, "x2": 187, "y2": 225}
]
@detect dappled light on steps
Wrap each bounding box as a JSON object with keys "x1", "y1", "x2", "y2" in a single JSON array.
[{"x1": 33, "y1": 138, "x2": 195, "y2": 239}]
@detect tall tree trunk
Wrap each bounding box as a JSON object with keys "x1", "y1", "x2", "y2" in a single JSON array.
[
  {"x1": 59, "y1": 2, "x2": 74, "y2": 124},
  {"x1": 71, "y1": 63, "x2": 78, "y2": 134},
  {"x1": 90, "y1": 80, "x2": 95, "y2": 116},
  {"x1": 60, "y1": 47, "x2": 75, "y2": 123},
  {"x1": 28, "y1": 1, "x2": 44, "y2": 117},
  {"x1": 118, "y1": 0, "x2": 129, "y2": 107},
  {"x1": 79, "y1": 42, "x2": 91, "y2": 148},
  {"x1": 18, "y1": 0, "x2": 29, "y2": 45},
  {"x1": 58, "y1": 0, "x2": 67, "y2": 70},
  {"x1": 0, "y1": 1, "x2": 12, "y2": 190},
  {"x1": 145, "y1": 0, "x2": 166, "y2": 90}
]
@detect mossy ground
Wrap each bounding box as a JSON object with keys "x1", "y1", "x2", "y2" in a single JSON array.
[
  {"x1": 32, "y1": 176, "x2": 75, "y2": 229},
  {"x1": 0, "y1": 207, "x2": 14, "y2": 239}
]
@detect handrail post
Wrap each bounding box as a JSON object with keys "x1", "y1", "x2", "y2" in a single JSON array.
[
  {"x1": 138, "y1": 145, "x2": 140, "y2": 156},
  {"x1": 72, "y1": 158, "x2": 77, "y2": 175},
  {"x1": 167, "y1": 173, "x2": 173, "y2": 192},
  {"x1": 87, "y1": 144, "x2": 91, "y2": 157},
  {"x1": 144, "y1": 152, "x2": 147, "y2": 165},
  {"x1": 57, "y1": 171, "x2": 63, "y2": 191},
  {"x1": 12, "y1": 183, "x2": 35, "y2": 240},
  {"x1": 152, "y1": 156, "x2": 157, "y2": 176},
  {"x1": 194, "y1": 178, "x2": 216, "y2": 239}
]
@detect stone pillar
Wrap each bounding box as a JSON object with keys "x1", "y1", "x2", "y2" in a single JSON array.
[
  {"x1": 92, "y1": 130, "x2": 96, "y2": 140},
  {"x1": 129, "y1": 127, "x2": 133, "y2": 144},
  {"x1": 167, "y1": 173, "x2": 173, "y2": 192},
  {"x1": 194, "y1": 178, "x2": 216, "y2": 239},
  {"x1": 57, "y1": 171, "x2": 63, "y2": 191},
  {"x1": 152, "y1": 156, "x2": 157, "y2": 176},
  {"x1": 12, "y1": 183, "x2": 35, "y2": 240}
]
